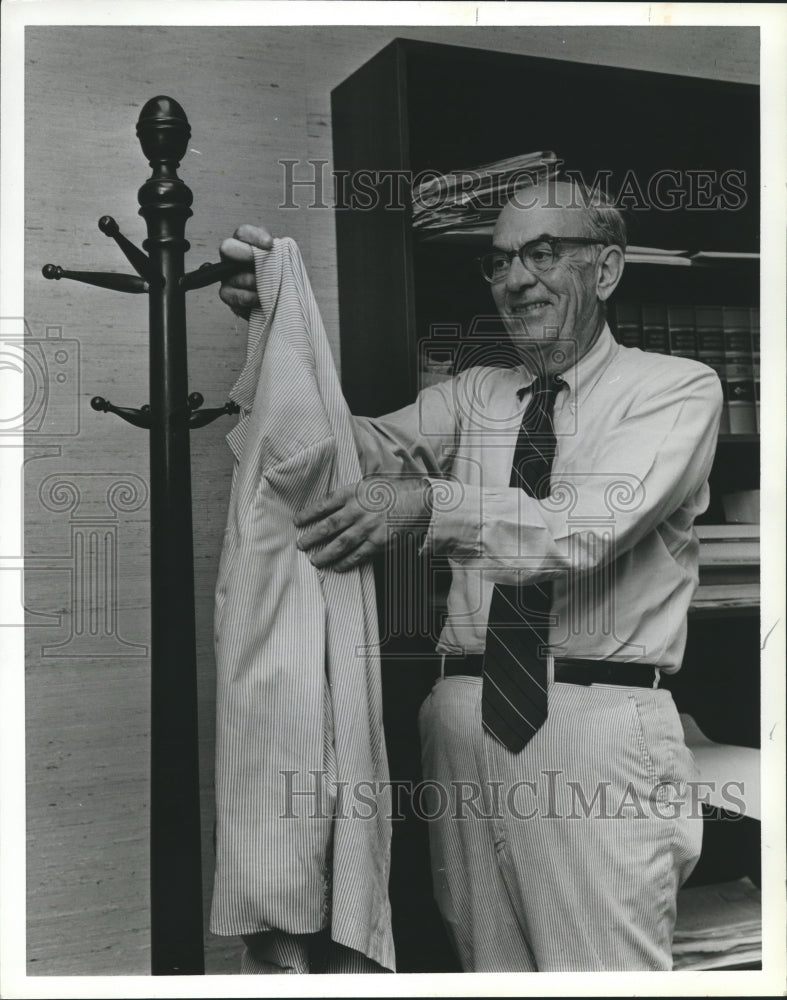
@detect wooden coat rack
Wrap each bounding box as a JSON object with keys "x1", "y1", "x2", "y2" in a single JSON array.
[{"x1": 43, "y1": 96, "x2": 243, "y2": 975}]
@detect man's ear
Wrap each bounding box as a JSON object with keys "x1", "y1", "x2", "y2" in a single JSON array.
[{"x1": 596, "y1": 245, "x2": 625, "y2": 302}]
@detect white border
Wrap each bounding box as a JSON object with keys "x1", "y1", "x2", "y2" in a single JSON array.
[{"x1": 1, "y1": 3, "x2": 785, "y2": 998}]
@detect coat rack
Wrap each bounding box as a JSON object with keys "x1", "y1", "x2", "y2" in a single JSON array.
[{"x1": 43, "y1": 96, "x2": 244, "y2": 976}]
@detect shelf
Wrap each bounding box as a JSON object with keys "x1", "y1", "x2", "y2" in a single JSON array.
[
  {"x1": 716, "y1": 433, "x2": 759, "y2": 445},
  {"x1": 417, "y1": 229, "x2": 760, "y2": 268},
  {"x1": 689, "y1": 603, "x2": 759, "y2": 620}
]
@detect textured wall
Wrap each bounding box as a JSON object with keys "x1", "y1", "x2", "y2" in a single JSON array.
[{"x1": 23, "y1": 23, "x2": 757, "y2": 976}]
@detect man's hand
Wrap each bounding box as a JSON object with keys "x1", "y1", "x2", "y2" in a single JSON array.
[
  {"x1": 218, "y1": 224, "x2": 274, "y2": 320},
  {"x1": 295, "y1": 477, "x2": 433, "y2": 573}
]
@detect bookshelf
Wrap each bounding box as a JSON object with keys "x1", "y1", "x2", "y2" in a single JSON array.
[{"x1": 332, "y1": 39, "x2": 760, "y2": 972}]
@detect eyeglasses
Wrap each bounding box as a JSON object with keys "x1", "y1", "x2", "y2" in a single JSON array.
[{"x1": 477, "y1": 236, "x2": 606, "y2": 284}]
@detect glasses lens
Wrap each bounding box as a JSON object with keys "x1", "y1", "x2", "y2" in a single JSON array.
[
  {"x1": 481, "y1": 251, "x2": 511, "y2": 283},
  {"x1": 524, "y1": 242, "x2": 555, "y2": 272}
]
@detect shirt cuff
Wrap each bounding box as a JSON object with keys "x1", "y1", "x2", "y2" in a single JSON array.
[{"x1": 420, "y1": 477, "x2": 483, "y2": 559}]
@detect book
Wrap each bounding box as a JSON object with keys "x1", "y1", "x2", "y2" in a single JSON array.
[
  {"x1": 611, "y1": 301, "x2": 643, "y2": 349},
  {"x1": 640, "y1": 303, "x2": 669, "y2": 354},
  {"x1": 722, "y1": 305, "x2": 757, "y2": 434},
  {"x1": 667, "y1": 304, "x2": 697, "y2": 360},
  {"x1": 695, "y1": 305, "x2": 730, "y2": 434},
  {"x1": 750, "y1": 306, "x2": 760, "y2": 432}
]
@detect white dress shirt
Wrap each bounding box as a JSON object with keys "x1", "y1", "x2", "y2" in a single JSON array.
[{"x1": 352, "y1": 325, "x2": 723, "y2": 671}]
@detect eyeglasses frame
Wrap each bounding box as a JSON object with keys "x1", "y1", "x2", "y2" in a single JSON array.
[{"x1": 477, "y1": 235, "x2": 608, "y2": 284}]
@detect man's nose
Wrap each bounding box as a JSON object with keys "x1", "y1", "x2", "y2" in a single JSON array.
[{"x1": 505, "y1": 254, "x2": 539, "y2": 292}]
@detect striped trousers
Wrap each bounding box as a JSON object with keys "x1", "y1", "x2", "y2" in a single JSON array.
[
  {"x1": 418, "y1": 675, "x2": 702, "y2": 971},
  {"x1": 241, "y1": 930, "x2": 384, "y2": 974}
]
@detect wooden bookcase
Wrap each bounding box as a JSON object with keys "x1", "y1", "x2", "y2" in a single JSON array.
[{"x1": 332, "y1": 39, "x2": 760, "y2": 971}]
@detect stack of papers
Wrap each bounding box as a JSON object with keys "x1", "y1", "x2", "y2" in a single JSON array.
[
  {"x1": 690, "y1": 250, "x2": 760, "y2": 261},
  {"x1": 673, "y1": 877, "x2": 761, "y2": 970},
  {"x1": 625, "y1": 245, "x2": 692, "y2": 266},
  {"x1": 412, "y1": 151, "x2": 560, "y2": 232},
  {"x1": 623, "y1": 248, "x2": 759, "y2": 266},
  {"x1": 692, "y1": 524, "x2": 759, "y2": 605},
  {"x1": 696, "y1": 523, "x2": 759, "y2": 566}
]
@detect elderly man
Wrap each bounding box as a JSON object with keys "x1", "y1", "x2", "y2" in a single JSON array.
[{"x1": 218, "y1": 180, "x2": 722, "y2": 972}]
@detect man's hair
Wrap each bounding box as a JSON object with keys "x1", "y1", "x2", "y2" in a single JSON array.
[
  {"x1": 583, "y1": 196, "x2": 628, "y2": 251},
  {"x1": 518, "y1": 177, "x2": 628, "y2": 250},
  {"x1": 559, "y1": 177, "x2": 628, "y2": 250}
]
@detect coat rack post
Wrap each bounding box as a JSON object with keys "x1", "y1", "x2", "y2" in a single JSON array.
[
  {"x1": 42, "y1": 94, "x2": 248, "y2": 976},
  {"x1": 135, "y1": 96, "x2": 204, "y2": 976}
]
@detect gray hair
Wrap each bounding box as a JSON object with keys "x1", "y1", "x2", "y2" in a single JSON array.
[
  {"x1": 583, "y1": 196, "x2": 628, "y2": 251},
  {"x1": 514, "y1": 177, "x2": 628, "y2": 250}
]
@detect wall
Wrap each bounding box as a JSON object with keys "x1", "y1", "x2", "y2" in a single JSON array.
[{"x1": 23, "y1": 23, "x2": 758, "y2": 976}]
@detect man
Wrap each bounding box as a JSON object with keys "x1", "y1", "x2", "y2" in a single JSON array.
[{"x1": 217, "y1": 180, "x2": 722, "y2": 971}]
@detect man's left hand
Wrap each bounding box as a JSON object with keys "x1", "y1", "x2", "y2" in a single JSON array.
[{"x1": 295, "y1": 477, "x2": 432, "y2": 573}]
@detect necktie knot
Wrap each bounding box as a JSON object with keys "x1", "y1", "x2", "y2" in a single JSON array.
[
  {"x1": 511, "y1": 373, "x2": 565, "y2": 499},
  {"x1": 522, "y1": 373, "x2": 565, "y2": 432}
]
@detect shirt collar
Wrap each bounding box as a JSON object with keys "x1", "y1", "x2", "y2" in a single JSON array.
[{"x1": 514, "y1": 323, "x2": 618, "y2": 403}]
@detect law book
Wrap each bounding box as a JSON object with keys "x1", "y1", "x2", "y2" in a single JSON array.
[
  {"x1": 750, "y1": 306, "x2": 760, "y2": 432},
  {"x1": 667, "y1": 304, "x2": 698, "y2": 360},
  {"x1": 695, "y1": 305, "x2": 730, "y2": 434},
  {"x1": 722, "y1": 305, "x2": 757, "y2": 434},
  {"x1": 612, "y1": 301, "x2": 643, "y2": 349},
  {"x1": 640, "y1": 302, "x2": 669, "y2": 354}
]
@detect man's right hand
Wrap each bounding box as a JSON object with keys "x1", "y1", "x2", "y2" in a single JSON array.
[{"x1": 218, "y1": 224, "x2": 274, "y2": 320}]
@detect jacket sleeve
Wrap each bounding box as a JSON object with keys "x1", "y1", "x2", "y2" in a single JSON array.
[{"x1": 423, "y1": 363, "x2": 723, "y2": 585}]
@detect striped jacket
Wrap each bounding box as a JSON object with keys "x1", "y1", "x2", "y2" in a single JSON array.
[{"x1": 210, "y1": 238, "x2": 394, "y2": 970}]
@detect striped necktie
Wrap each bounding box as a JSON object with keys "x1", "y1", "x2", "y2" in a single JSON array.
[{"x1": 481, "y1": 372, "x2": 565, "y2": 753}]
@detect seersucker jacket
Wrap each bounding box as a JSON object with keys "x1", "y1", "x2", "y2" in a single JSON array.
[{"x1": 210, "y1": 238, "x2": 394, "y2": 970}]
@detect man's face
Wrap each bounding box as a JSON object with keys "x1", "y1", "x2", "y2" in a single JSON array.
[{"x1": 490, "y1": 197, "x2": 604, "y2": 371}]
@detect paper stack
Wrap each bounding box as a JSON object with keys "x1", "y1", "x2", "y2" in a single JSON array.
[
  {"x1": 625, "y1": 245, "x2": 691, "y2": 267},
  {"x1": 673, "y1": 877, "x2": 761, "y2": 970},
  {"x1": 690, "y1": 250, "x2": 760, "y2": 262},
  {"x1": 412, "y1": 151, "x2": 560, "y2": 233},
  {"x1": 691, "y1": 523, "x2": 759, "y2": 612}
]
